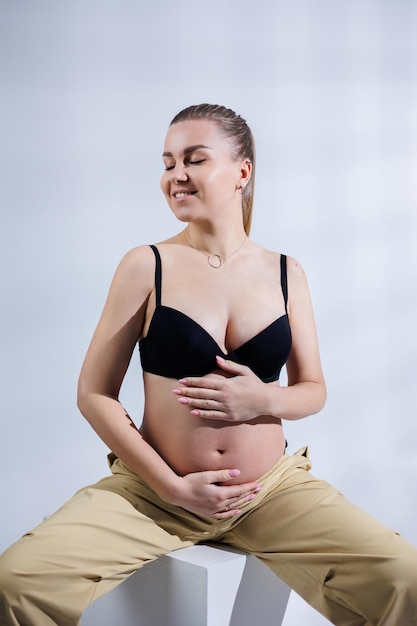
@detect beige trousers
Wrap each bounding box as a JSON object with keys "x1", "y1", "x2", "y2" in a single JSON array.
[{"x1": 1, "y1": 448, "x2": 416, "y2": 626}]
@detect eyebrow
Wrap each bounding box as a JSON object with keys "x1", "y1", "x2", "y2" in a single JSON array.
[{"x1": 162, "y1": 144, "x2": 212, "y2": 158}]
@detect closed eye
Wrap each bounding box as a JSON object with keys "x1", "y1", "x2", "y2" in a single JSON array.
[
  {"x1": 164, "y1": 159, "x2": 205, "y2": 171},
  {"x1": 188, "y1": 159, "x2": 205, "y2": 165}
]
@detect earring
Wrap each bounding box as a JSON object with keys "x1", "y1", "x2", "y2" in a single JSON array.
[{"x1": 238, "y1": 185, "x2": 245, "y2": 195}]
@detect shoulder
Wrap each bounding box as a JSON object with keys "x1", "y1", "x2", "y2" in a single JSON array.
[
  {"x1": 118, "y1": 244, "x2": 159, "y2": 269},
  {"x1": 111, "y1": 244, "x2": 157, "y2": 293},
  {"x1": 254, "y1": 243, "x2": 309, "y2": 296},
  {"x1": 280, "y1": 256, "x2": 313, "y2": 316},
  {"x1": 251, "y1": 242, "x2": 306, "y2": 278},
  {"x1": 285, "y1": 255, "x2": 307, "y2": 279},
  {"x1": 283, "y1": 255, "x2": 309, "y2": 295}
]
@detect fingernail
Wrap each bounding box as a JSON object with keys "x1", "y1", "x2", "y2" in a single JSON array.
[
  {"x1": 191, "y1": 409, "x2": 200, "y2": 416},
  {"x1": 173, "y1": 389, "x2": 182, "y2": 395},
  {"x1": 229, "y1": 469, "x2": 240, "y2": 477},
  {"x1": 216, "y1": 356, "x2": 225, "y2": 364},
  {"x1": 178, "y1": 378, "x2": 187, "y2": 384},
  {"x1": 178, "y1": 397, "x2": 187, "y2": 404}
]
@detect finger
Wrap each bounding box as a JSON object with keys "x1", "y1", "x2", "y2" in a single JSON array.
[
  {"x1": 183, "y1": 396, "x2": 219, "y2": 410},
  {"x1": 174, "y1": 395, "x2": 226, "y2": 418},
  {"x1": 174, "y1": 388, "x2": 220, "y2": 401},
  {"x1": 213, "y1": 508, "x2": 241, "y2": 520},
  {"x1": 195, "y1": 399, "x2": 222, "y2": 412},
  {"x1": 213, "y1": 490, "x2": 261, "y2": 520},
  {"x1": 219, "y1": 501, "x2": 239, "y2": 515},
  {"x1": 208, "y1": 468, "x2": 240, "y2": 484},
  {"x1": 215, "y1": 356, "x2": 248, "y2": 375},
  {"x1": 174, "y1": 393, "x2": 228, "y2": 418},
  {"x1": 209, "y1": 470, "x2": 262, "y2": 494},
  {"x1": 190, "y1": 409, "x2": 231, "y2": 420},
  {"x1": 211, "y1": 485, "x2": 261, "y2": 519},
  {"x1": 178, "y1": 376, "x2": 222, "y2": 391},
  {"x1": 229, "y1": 490, "x2": 260, "y2": 509}
]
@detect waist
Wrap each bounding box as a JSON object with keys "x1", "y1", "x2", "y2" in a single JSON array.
[{"x1": 141, "y1": 416, "x2": 285, "y2": 484}]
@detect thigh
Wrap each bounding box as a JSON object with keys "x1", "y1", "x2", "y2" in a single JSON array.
[
  {"x1": 0, "y1": 475, "x2": 195, "y2": 624},
  {"x1": 222, "y1": 454, "x2": 417, "y2": 625},
  {"x1": 29, "y1": 485, "x2": 192, "y2": 589}
]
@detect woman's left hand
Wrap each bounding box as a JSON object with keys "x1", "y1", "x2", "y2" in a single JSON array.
[{"x1": 172, "y1": 356, "x2": 268, "y2": 422}]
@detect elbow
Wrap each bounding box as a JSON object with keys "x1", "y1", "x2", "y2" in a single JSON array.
[
  {"x1": 297, "y1": 379, "x2": 326, "y2": 417},
  {"x1": 77, "y1": 393, "x2": 87, "y2": 419},
  {"x1": 77, "y1": 375, "x2": 119, "y2": 423},
  {"x1": 77, "y1": 384, "x2": 99, "y2": 428},
  {"x1": 313, "y1": 379, "x2": 327, "y2": 415},
  {"x1": 77, "y1": 377, "x2": 91, "y2": 419}
]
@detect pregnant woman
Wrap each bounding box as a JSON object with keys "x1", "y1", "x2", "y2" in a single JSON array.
[{"x1": 1, "y1": 103, "x2": 416, "y2": 626}]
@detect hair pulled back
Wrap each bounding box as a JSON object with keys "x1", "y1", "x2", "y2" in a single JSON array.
[{"x1": 170, "y1": 104, "x2": 256, "y2": 235}]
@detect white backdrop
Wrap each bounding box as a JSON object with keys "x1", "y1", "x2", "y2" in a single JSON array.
[{"x1": 1, "y1": 2, "x2": 416, "y2": 624}]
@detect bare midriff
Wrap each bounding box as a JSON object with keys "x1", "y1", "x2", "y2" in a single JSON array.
[{"x1": 139, "y1": 372, "x2": 286, "y2": 485}]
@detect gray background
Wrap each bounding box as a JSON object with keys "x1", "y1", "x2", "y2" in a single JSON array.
[{"x1": 1, "y1": 2, "x2": 416, "y2": 624}]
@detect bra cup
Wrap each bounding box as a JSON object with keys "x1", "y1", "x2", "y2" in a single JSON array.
[
  {"x1": 139, "y1": 245, "x2": 292, "y2": 381},
  {"x1": 139, "y1": 306, "x2": 291, "y2": 382}
]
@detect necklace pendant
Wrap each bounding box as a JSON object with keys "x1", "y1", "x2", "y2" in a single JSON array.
[
  {"x1": 185, "y1": 230, "x2": 247, "y2": 269},
  {"x1": 208, "y1": 254, "x2": 224, "y2": 269}
]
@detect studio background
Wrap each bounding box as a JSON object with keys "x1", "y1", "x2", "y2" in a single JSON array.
[{"x1": 1, "y1": 2, "x2": 416, "y2": 624}]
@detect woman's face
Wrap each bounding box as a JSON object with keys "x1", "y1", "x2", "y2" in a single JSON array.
[{"x1": 160, "y1": 119, "x2": 243, "y2": 224}]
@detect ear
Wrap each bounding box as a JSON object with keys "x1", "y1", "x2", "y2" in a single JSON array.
[{"x1": 239, "y1": 159, "x2": 252, "y2": 189}]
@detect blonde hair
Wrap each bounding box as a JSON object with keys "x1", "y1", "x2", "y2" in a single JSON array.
[{"x1": 170, "y1": 104, "x2": 256, "y2": 235}]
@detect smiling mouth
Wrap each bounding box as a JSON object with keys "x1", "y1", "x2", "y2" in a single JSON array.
[{"x1": 173, "y1": 191, "x2": 196, "y2": 199}]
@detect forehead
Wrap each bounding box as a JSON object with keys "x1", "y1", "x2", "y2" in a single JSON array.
[{"x1": 163, "y1": 119, "x2": 231, "y2": 155}]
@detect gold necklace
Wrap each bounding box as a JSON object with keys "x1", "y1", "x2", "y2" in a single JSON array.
[{"x1": 185, "y1": 231, "x2": 247, "y2": 268}]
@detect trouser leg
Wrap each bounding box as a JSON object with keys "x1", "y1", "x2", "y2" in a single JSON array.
[
  {"x1": 220, "y1": 449, "x2": 417, "y2": 626},
  {"x1": 0, "y1": 459, "x2": 204, "y2": 626}
]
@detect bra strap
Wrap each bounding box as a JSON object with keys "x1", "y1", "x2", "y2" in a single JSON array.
[
  {"x1": 149, "y1": 245, "x2": 162, "y2": 306},
  {"x1": 280, "y1": 254, "x2": 288, "y2": 313}
]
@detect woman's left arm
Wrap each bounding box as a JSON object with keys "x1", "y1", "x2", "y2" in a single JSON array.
[
  {"x1": 265, "y1": 254, "x2": 327, "y2": 420},
  {"x1": 174, "y1": 257, "x2": 326, "y2": 422}
]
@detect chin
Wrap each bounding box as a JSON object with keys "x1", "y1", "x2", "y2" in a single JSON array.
[{"x1": 170, "y1": 208, "x2": 200, "y2": 223}]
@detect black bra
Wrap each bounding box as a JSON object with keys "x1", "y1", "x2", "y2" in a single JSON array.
[{"x1": 139, "y1": 245, "x2": 292, "y2": 382}]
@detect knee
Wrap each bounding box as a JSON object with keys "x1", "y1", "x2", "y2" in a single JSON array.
[
  {"x1": 377, "y1": 541, "x2": 417, "y2": 611},
  {"x1": 0, "y1": 536, "x2": 36, "y2": 608},
  {"x1": 0, "y1": 560, "x2": 17, "y2": 623},
  {"x1": 0, "y1": 547, "x2": 24, "y2": 604},
  {"x1": 389, "y1": 536, "x2": 417, "y2": 575},
  {"x1": 391, "y1": 546, "x2": 417, "y2": 596}
]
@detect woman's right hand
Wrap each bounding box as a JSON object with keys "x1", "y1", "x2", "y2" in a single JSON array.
[{"x1": 170, "y1": 469, "x2": 262, "y2": 519}]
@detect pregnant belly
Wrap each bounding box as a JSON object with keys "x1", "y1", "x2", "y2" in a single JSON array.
[
  {"x1": 141, "y1": 373, "x2": 286, "y2": 483},
  {"x1": 141, "y1": 411, "x2": 286, "y2": 484}
]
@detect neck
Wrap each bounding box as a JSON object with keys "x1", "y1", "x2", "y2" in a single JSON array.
[
  {"x1": 184, "y1": 225, "x2": 247, "y2": 269},
  {"x1": 185, "y1": 224, "x2": 247, "y2": 260}
]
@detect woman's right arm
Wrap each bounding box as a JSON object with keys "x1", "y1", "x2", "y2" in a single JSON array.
[
  {"x1": 77, "y1": 245, "x2": 260, "y2": 517},
  {"x1": 77, "y1": 245, "x2": 182, "y2": 499}
]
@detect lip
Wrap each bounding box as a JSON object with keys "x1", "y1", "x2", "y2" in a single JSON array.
[{"x1": 171, "y1": 189, "x2": 197, "y2": 200}]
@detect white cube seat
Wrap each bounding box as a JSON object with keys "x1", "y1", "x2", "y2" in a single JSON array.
[{"x1": 82, "y1": 543, "x2": 291, "y2": 626}]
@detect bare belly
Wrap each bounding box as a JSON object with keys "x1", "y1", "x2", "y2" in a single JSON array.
[{"x1": 139, "y1": 373, "x2": 286, "y2": 484}]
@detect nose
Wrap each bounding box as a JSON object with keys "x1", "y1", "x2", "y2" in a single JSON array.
[{"x1": 171, "y1": 163, "x2": 188, "y2": 183}]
